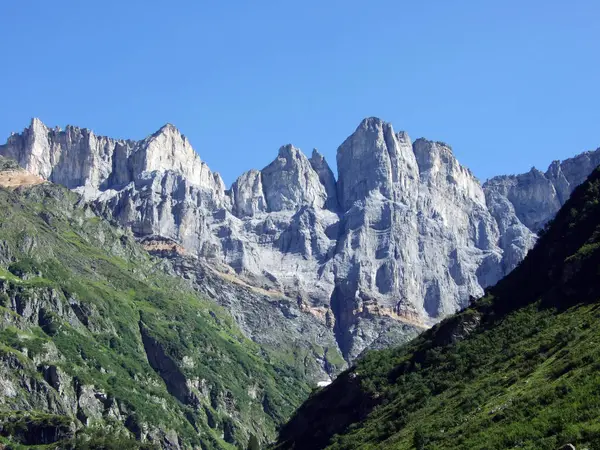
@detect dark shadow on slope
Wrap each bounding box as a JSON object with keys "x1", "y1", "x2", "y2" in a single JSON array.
[{"x1": 138, "y1": 321, "x2": 194, "y2": 406}]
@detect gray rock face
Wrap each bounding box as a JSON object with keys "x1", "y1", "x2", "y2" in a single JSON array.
[
  {"x1": 483, "y1": 148, "x2": 600, "y2": 274},
  {"x1": 230, "y1": 169, "x2": 266, "y2": 217},
  {"x1": 1, "y1": 119, "x2": 226, "y2": 197},
  {"x1": 153, "y1": 248, "x2": 345, "y2": 379},
  {"x1": 484, "y1": 150, "x2": 600, "y2": 232},
  {"x1": 2, "y1": 117, "x2": 598, "y2": 362},
  {"x1": 309, "y1": 149, "x2": 338, "y2": 210},
  {"x1": 337, "y1": 118, "x2": 418, "y2": 211},
  {"x1": 330, "y1": 122, "x2": 503, "y2": 357},
  {"x1": 261, "y1": 144, "x2": 331, "y2": 212}
]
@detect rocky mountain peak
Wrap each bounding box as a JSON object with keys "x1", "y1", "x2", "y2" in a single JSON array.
[
  {"x1": 155, "y1": 122, "x2": 179, "y2": 133},
  {"x1": 483, "y1": 147, "x2": 600, "y2": 235},
  {"x1": 230, "y1": 145, "x2": 339, "y2": 216},
  {"x1": 147, "y1": 123, "x2": 190, "y2": 150},
  {"x1": 277, "y1": 143, "x2": 301, "y2": 158},
  {"x1": 0, "y1": 119, "x2": 226, "y2": 197},
  {"x1": 230, "y1": 169, "x2": 267, "y2": 217},
  {"x1": 30, "y1": 116, "x2": 48, "y2": 131},
  {"x1": 261, "y1": 144, "x2": 329, "y2": 212},
  {"x1": 310, "y1": 148, "x2": 325, "y2": 163},
  {"x1": 336, "y1": 116, "x2": 418, "y2": 211},
  {"x1": 357, "y1": 116, "x2": 391, "y2": 132},
  {"x1": 413, "y1": 138, "x2": 486, "y2": 206},
  {"x1": 136, "y1": 122, "x2": 216, "y2": 189},
  {"x1": 309, "y1": 149, "x2": 338, "y2": 210}
]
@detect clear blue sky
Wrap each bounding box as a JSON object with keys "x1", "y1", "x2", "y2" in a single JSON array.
[{"x1": 1, "y1": 1, "x2": 598, "y2": 186}]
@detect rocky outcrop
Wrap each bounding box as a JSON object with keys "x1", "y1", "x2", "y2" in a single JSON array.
[
  {"x1": 309, "y1": 149, "x2": 338, "y2": 210},
  {"x1": 329, "y1": 121, "x2": 503, "y2": 357},
  {"x1": 2, "y1": 117, "x2": 598, "y2": 362},
  {"x1": 139, "y1": 323, "x2": 195, "y2": 406},
  {"x1": 336, "y1": 118, "x2": 418, "y2": 211},
  {"x1": 484, "y1": 149, "x2": 600, "y2": 233},
  {"x1": 156, "y1": 251, "x2": 345, "y2": 379},
  {"x1": 261, "y1": 144, "x2": 331, "y2": 212},
  {"x1": 483, "y1": 148, "x2": 600, "y2": 275},
  {"x1": 230, "y1": 169, "x2": 266, "y2": 217},
  {"x1": 0, "y1": 412, "x2": 77, "y2": 445}
]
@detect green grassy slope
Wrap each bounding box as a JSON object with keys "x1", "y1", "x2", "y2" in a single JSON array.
[
  {"x1": 275, "y1": 168, "x2": 600, "y2": 450},
  {"x1": 0, "y1": 170, "x2": 311, "y2": 449}
]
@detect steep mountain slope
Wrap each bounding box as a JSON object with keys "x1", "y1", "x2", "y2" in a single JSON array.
[
  {"x1": 0, "y1": 158, "x2": 314, "y2": 449},
  {"x1": 275, "y1": 166, "x2": 600, "y2": 449},
  {"x1": 1, "y1": 118, "x2": 598, "y2": 364}
]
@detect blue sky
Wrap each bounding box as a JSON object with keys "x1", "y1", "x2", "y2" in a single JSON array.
[{"x1": 1, "y1": 1, "x2": 598, "y2": 186}]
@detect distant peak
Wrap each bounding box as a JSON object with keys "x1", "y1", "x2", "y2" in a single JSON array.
[
  {"x1": 413, "y1": 138, "x2": 453, "y2": 151},
  {"x1": 29, "y1": 117, "x2": 47, "y2": 130},
  {"x1": 396, "y1": 130, "x2": 411, "y2": 144},
  {"x1": 528, "y1": 166, "x2": 544, "y2": 176},
  {"x1": 277, "y1": 144, "x2": 302, "y2": 158},
  {"x1": 352, "y1": 118, "x2": 412, "y2": 146},
  {"x1": 357, "y1": 116, "x2": 390, "y2": 130},
  {"x1": 311, "y1": 148, "x2": 324, "y2": 162},
  {"x1": 151, "y1": 123, "x2": 184, "y2": 139},
  {"x1": 160, "y1": 123, "x2": 178, "y2": 131},
  {"x1": 360, "y1": 116, "x2": 386, "y2": 126}
]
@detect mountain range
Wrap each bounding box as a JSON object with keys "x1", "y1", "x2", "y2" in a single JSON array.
[
  {"x1": 0, "y1": 117, "x2": 599, "y2": 448},
  {"x1": 1, "y1": 118, "x2": 599, "y2": 375}
]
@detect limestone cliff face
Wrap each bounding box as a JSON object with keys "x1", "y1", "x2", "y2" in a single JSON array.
[
  {"x1": 2, "y1": 119, "x2": 225, "y2": 197},
  {"x1": 230, "y1": 169, "x2": 266, "y2": 217},
  {"x1": 483, "y1": 148, "x2": 600, "y2": 275},
  {"x1": 337, "y1": 118, "x2": 419, "y2": 211},
  {"x1": 484, "y1": 149, "x2": 600, "y2": 232},
  {"x1": 329, "y1": 121, "x2": 503, "y2": 357},
  {"x1": 261, "y1": 144, "x2": 331, "y2": 212},
  {"x1": 2, "y1": 117, "x2": 597, "y2": 361}
]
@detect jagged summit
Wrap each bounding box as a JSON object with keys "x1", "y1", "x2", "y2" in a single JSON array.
[
  {"x1": 356, "y1": 116, "x2": 391, "y2": 129},
  {"x1": 156, "y1": 122, "x2": 179, "y2": 132},
  {"x1": 30, "y1": 116, "x2": 47, "y2": 129},
  {"x1": 310, "y1": 148, "x2": 324, "y2": 161},
  {"x1": 1, "y1": 118, "x2": 224, "y2": 195},
  {"x1": 149, "y1": 122, "x2": 187, "y2": 141},
  {"x1": 13, "y1": 117, "x2": 419, "y2": 197},
  {"x1": 277, "y1": 143, "x2": 300, "y2": 157},
  {"x1": 484, "y1": 146, "x2": 600, "y2": 233},
  {"x1": 27, "y1": 118, "x2": 122, "y2": 143},
  {"x1": 336, "y1": 116, "x2": 418, "y2": 211}
]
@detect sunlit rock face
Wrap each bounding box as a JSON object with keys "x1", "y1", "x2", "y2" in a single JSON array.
[
  {"x1": 483, "y1": 148, "x2": 600, "y2": 275},
  {"x1": 2, "y1": 117, "x2": 597, "y2": 362}
]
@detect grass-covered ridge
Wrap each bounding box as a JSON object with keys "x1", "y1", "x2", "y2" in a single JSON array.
[
  {"x1": 275, "y1": 168, "x2": 600, "y2": 450},
  {"x1": 0, "y1": 169, "x2": 312, "y2": 449}
]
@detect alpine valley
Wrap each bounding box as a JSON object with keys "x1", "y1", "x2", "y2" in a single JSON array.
[{"x1": 0, "y1": 117, "x2": 598, "y2": 449}]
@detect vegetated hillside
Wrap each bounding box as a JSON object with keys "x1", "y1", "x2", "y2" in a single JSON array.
[
  {"x1": 0, "y1": 158, "x2": 311, "y2": 449},
  {"x1": 275, "y1": 167, "x2": 600, "y2": 450}
]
